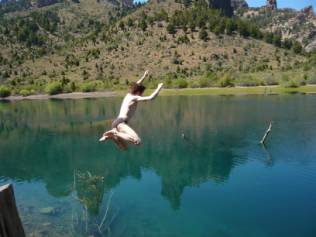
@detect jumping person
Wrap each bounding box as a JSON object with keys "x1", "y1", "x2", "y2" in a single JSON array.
[{"x1": 99, "y1": 70, "x2": 163, "y2": 149}]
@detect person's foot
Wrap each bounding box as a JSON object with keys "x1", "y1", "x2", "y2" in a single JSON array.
[
  {"x1": 133, "y1": 139, "x2": 141, "y2": 145},
  {"x1": 99, "y1": 130, "x2": 116, "y2": 142},
  {"x1": 104, "y1": 130, "x2": 116, "y2": 137},
  {"x1": 99, "y1": 135, "x2": 109, "y2": 142}
]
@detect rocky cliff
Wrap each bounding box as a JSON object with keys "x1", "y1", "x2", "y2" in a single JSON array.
[
  {"x1": 240, "y1": 4, "x2": 316, "y2": 52},
  {"x1": 34, "y1": 0, "x2": 59, "y2": 8},
  {"x1": 208, "y1": 0, "x2": 233, "y2": 16},
  {"x1": 266, "y1": 0, "x2": 277, "y2": 10},
  {"x1": 231, "y1": 0, "x2": 248, "y2": 10}
]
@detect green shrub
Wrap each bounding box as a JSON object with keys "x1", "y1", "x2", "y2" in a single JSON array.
[
  {"x1": 292, "y1": 41, "x2": 302, "y2": 54},
  {"x1": 61, "y1": 81, "x2": 76, "y2": 93},
  {"x1": 237, "y1": 80, "x2": 259, "y2": 87},
  {"x1": 167, "y1": 23, "x2": 176, "y2": 34},
  {"x1": 307, "y1": 75, "x2": 316, "y2": 85},
  {"x1": 174, "y1": 79, "x2": 188, "y2": 88},
  {"x1": 265, "y1": 75, "x2": 279, "y2": 85},
  {"x1": 283, "y1": 80, "x2": 300, "y2": 88},
  {"x1": 176, "y1": 35, "x2": 190, "y2": 44},
  {"x1": 281, "y1": 74, "x2": 290, "y2": 82},
  {"x1": 19, "y1": 89, "x2": 32, "y2": 97},
  {"x1": 218, "y1": 74, "x2": 234, "y2": 87},
  {"x1": 236, "y1": 75, "x2": 260, "y2": 87},
  {"x1": 189, "y1": 80, "x2": 199, "y2": 88},
  {"x1": 198, "y1": 78, "x2": 210, "y2": 88},
  {"x1": 80, "y1": 82, "x2": 97, "y2": 92},
  {"x1": 165, "y1": 78, "x2": 172, "y2": 88},
  {"x1": 199, "y1": 72, "x2": 217, "y2": 87},
  {"x1": 45, "y1": 82, "x2": 63, "y2": 95},
  {"x1": 148, "y1": 81, "x2": 159, "y2": 89},
  {"x1": 65, "y1": 54, "x2": 80, "y2": 67},
  {"x1": 0, "y1": 86, "x2": 11, "y2": 98},
  {"x1": 199, "y1": 28, "x2": 208, "y2": 41},
  {"x1": 70, "y1": 81, "x2": 77, "y2": 92},
  {"x1": 171, "y1": 52, "x2": 183, "y2": 65}
]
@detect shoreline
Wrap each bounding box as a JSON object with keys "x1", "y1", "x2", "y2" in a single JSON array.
[
  {"x1": 1, "y1": 85, "x2": 316, "y2": 101},
  {"x1": 0, "y1": 91, "x2": 119, "y2": 101},
  {"x1": 159, "y1": 85, "x2": 316, "y2": 96}
]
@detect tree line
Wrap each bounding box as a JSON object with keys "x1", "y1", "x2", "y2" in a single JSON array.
[
  {"x1": 0, "y1": 10, "x2": 59, "y2": 46},
  {"x1": 118, "y1": 0, "x2": 303, "y2": 54}
]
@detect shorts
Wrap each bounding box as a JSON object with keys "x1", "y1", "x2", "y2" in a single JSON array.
[{"x1": 112, "y1": 118, "x2": 127, "y2": 129}]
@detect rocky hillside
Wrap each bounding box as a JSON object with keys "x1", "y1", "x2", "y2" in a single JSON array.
[
  {"x1": 0, "y1": 0, "x2": 134, "y2": 14},
  {"x1": 0, "y1": 0, "x2": 135, "y2": 78},
  {"x1": 0, "y1": 0, "x2": 315, "y2": 96},
  {"x1": 237, "y1": 2, "x2": 316, "y2": 52}
]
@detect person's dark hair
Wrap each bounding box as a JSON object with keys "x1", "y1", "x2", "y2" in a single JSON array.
[{"x1": 129, "y1": 82, "x2": 146, "y2": 95}]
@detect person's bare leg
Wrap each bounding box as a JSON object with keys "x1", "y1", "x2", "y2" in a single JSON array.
[
  {"x1": 115, "y1": 123, "x2": 141, "y2": 145},
  {"x1": 99, "y1": 124, "x2": 140, "y2": 148},
  {"x1": 112, "y1": 137, "x2": 129, "y2": 150},
  {"x1": 99, "y1": 129, "x2": 129, "y2": 150}
]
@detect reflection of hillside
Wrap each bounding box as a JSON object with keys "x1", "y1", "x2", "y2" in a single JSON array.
[
  {"x1": 0, "y1": 99, "x2": 120, "y2": 132},
  {"x1": 1, "y1": 96, "x2": 315, "y2": 210},
  {"x1": 0, "y1": 97, "x2": 248, "y2": 210}
]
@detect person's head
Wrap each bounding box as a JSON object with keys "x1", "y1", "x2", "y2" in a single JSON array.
[{"x1": 129, "y1": 82, "x2": 146, "y2": 96}]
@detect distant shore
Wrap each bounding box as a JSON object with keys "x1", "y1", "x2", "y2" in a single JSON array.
[
  {"x1": 1, "y1": 85, "x2": 316, "y2": 101},
  {"x1": 1, "y1": 91, "x2": 118, "y2": 101},
  {"x1": 159, "y1": 85, "x2": 316, "y2": 96}
]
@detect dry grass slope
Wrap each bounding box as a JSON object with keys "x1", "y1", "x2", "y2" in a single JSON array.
[{"x1": 0, "y1": 0, "x2": 315, "y2": 95}]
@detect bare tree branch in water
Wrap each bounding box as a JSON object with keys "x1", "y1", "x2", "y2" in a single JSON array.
[
  {"x1": 98, "y1": 190, "x2": 113, "y2": 231},
  {"x1": 260, "y1": 122, "x2": 273, "y2": 145}
]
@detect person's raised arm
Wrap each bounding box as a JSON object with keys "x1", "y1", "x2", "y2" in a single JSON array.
[
  {"x1": 136, "y1": 83, "x2": 163, "y2": 102},
  {"x1": 137, "y1": 70, "x2": 149, "y2": 84}
]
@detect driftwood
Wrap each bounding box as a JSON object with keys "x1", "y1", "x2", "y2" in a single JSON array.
[
  {"x1": 260, "y1": 122, "x2": 273, "y2": 144},
  {"x1": 0, "y1": 184, "x2": 25, "y2": 237}
]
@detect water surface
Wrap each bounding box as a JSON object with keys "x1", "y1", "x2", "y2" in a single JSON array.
[{"x1": 0, "y1": 95, "x2": 316, "y2": 237}]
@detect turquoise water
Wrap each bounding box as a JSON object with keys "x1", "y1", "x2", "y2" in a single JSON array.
[{"x1": 0, "y1": 95, "x2": 316, "y2": 237}]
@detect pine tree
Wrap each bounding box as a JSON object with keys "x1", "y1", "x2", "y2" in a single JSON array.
[
  {"x1": 292, "y1": 41, "x2": 302, "y2": 54},
  {"x1": 167, "y1": 23, "x2": 176, "y2": 34},
  {"x1": 199, "y1": 28, "x2": 208, "y2": 41}
]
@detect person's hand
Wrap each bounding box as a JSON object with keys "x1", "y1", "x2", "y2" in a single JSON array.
[
  {"x1": 144, "y1": 70, "x2": 149, "y2": 77},
  {"x1": 158, "y1": 83, "x2": 164, "y2": 89}
]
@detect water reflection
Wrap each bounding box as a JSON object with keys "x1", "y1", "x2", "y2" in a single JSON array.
[
  {"x1": 0, "y1": 98, "x2": 244, "y2": 209},
  {"x1": 1, "y1": 96, "x2": 316, "y2": 236},
  {"x1": 1, "y1": 96, "x2": 316, "y2": 210}
]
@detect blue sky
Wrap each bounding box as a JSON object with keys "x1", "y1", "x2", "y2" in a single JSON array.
[
  {"x1": 134, "y1": 0, "x2": 316, "y2": 10},
  {"x1": 247, "y1": 0, "x2": 315, "y2": 10}
]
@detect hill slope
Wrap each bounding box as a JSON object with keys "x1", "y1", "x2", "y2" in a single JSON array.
[{"x1": 0, "y1": 0, "x2": 315, "y2": 95}]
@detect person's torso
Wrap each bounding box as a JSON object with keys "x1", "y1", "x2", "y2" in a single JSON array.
[{"x1": 118, "y1": 93, "x2": 138, "y2": 121}]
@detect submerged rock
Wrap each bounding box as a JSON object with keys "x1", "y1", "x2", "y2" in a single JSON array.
[
  {"x1": 39, "y1": 207, "x2": 56, "y2": 215},
  {"x1": 42, "y1": 222, "x2": 51, "y2": 227}
]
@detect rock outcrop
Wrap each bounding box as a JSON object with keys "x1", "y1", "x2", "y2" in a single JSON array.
[
  {"x1": 239, "y1": 3, "x2": 316, "y2": 52},
  {"x1": 208, "y1": 0, "x2": 233, "y2": 16},
  {"x1": 35, "y1": 0, "x2": 59, "y2": 8},
  {"x1": 302, "y1": 6, "x2": 315, "y2": 17},
  {"x1": 118, "y1": 0, "x2": 134, "y2": 8},
  {"x1": 231, "y1": 0, "x2": 248, "y2": 10},
  {"x1": 266, "y1": 0, "x2": 277, "y2": 10}
]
